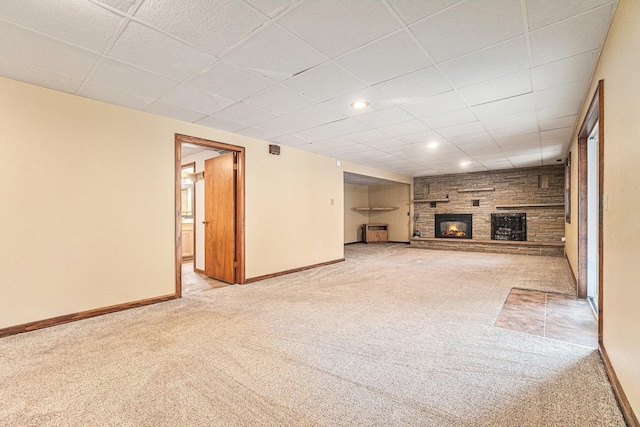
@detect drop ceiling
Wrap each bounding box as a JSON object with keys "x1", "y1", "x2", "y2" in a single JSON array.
[{"x1": 0, "y1": 0, "x2": 618, "y2": 176}]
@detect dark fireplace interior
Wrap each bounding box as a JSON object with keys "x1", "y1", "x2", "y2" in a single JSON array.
[
  {"x1": 435, "y1": 214, "x2": 472, "y2": 239},
  {"x1": 491, "y1": 213, "x2": 527, "y2": 241}
]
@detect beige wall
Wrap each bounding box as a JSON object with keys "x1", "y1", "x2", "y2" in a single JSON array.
[
  {"x1": 344, "y1": 183, "x2": 369, "y2": 243},
  {"x1": 566, "y1": 0, "x2": 640, "y2": 415},
  {"x1": 0, "y1": 77, "x2": 403, "y2": 329},
  {"x1": 369, "y1": 184, "x2": 411, "y2": 242}
]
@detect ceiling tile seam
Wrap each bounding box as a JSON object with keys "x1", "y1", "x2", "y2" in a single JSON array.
[
  {"x1": 520, "y1": 0, "x2": 544, "y2": 160},
  {"x1": 237, "y1": 0, "x2": 304, "y2": 22},
  {"x1": 527, "y1": 1, "x2": 617, "y2": 33},
  {"x1": 395, "y1": 0, "x2": 466, "y2": 28},
  {"x1": 76, "y1": 8, "x2": 138, "y2": 95}
]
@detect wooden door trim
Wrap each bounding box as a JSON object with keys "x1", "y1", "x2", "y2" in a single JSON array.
[{"x1": 175, "y1": 134, "x2": 246, "y2": 297}]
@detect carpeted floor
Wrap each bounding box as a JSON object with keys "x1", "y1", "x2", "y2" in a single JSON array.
[{"x1": 0, "y1": 244, "x2": 624, "y2": 426}]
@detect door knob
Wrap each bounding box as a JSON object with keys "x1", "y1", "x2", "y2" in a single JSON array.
[{"x1": 202, "y1": 221, "x2": 208, "y2": 225}]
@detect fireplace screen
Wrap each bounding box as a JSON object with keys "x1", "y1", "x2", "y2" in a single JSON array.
[
  {"x1": 491, "y1": 213, "x2": 526, "y2": 241},
  {"x1": 435, "y1": 214, "x2": 472, "y2": 239}
]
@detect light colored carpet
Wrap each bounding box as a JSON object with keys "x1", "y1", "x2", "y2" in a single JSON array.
[{"x1": 0, "y1": 244, "x2": 624, "y2": 426}]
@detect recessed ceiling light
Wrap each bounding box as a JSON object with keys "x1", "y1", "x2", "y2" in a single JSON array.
[
  {"x1": 350, "y1": 100, "x2": 369, "y2": 109},
  {"x1": 460, "y1": 161, "x2": 471, "y2": 167},
  {"x1": 427, "y1": 141, "x2": 439, "y2": 149}
]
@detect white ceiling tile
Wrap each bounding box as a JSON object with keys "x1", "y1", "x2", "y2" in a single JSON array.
[
  {"x1": 386, "y1": 0, "x2": 461, "y2": 25},
  {"x1": 365, "y1": 138, "x2": 407, "y2": 149},
  {"x1": 490, "y1": 123, "x2": 540, "y2": 140},
  {"x1": 90, "y1": 58, "x2": 178, "y2": 99},
  {"x1": 160, "y1": 84, "x2": 234, "y2": 115},
  {"x1": 354, "y1": 107, "x2": 415, "y2": 128},
  {"x1": 272, "y1": 134, "x2": 309, "y2": 147},
  {"x1": 0, "y1": 0, "x2": 124, "y2": 53},
  {"x1": 109, "y1": 21, "x2": 215, "y2": 80},
  {"x1": 79, "y1": 82, "x2": 152, "y2": 110},
  {"x1": 529, "y1": 4, "x2": 615, "y2": 66},
  {"x1": 435, "y1": 121, "x2": 485, "y2": 138},
  {"x1": 374, "y1": 67, "x2": 451, "y2": 103},
  {"x1": 379, "y1": 120, "x2": 432, "y2": 137},
  {"x1": 410, "y1": 0, "x2": 524, "y2": 63},
  {"x1": 439, "y1": 37, "x2": 529, "y2": 88},
  {"x1": 537, "y1": 100, "x2": 582, "y2": 121},
  {"x1": 223, "y1": 24, "x2": 326, "y2": 82},
  {"x1": 281, "y1": 62, "x2": 367, "y2": 102},
  {"x1": 195, "y1": 115, "x2": 247, "y2": 132},
  {"x1": 507, "y1": 153, "x2": 542, "y2": 167},
  {"x1": 144, "y1": 102, "x2": 207, "y2": 123},
  {"x1": 190, "y1": 61, "x2": 275, "y2": 100},
  {"x1": 397, "y1": 130, "x2": 444, "y2": 144},
  {"x1": 481, "y1": 110, "x2": 538, "y2": 131},
  {"x1": 346, "y1": 129, "x2": 392, "y2": 143},
  {"x1": 213, "y1": 102, "x2": 279, "y2": 126},
  {"x1": 243, "y1": 85, "x2": 316, "y2": 115},
  {"x1": 541, "y1": 127, "x2": 573, "y2": 140},
  {"x1": 336, "y1": 31, "x2": 432, "y2": 85},
  {"x1": 0, "y1": 56, "x2": 83, "y2": 94},
  {"x1": 323, "y1": 88, "x2": 395, "y2": 117},
  {"x1": 458, "y1": 70, "x2": 532, "y2": 106},
  {"x1": 235, "y1": 126, "x2": 283, "y2": 141},
  {"x1": 94, "y1": 0, "x2": 138, "y2": 13},
  {"x1": 494, "y1": 131, "x2": 540, "y2": 146},
  {"x1": 244, "y1": 0, "x2": 297, "y2": 18},
  {"x1": 285, "y1": 104, "x2": 347, "y2": 128},
  {"x1": 534, "y1": 80, "x2": 589, "y2": 108},
  {"x1": 540, "y1": 137, "x2": 568, "y2": 147},
  {"x1": 532, "y1": 51, "x2": 599, "y2": 90},
  {"x1": 295, "y1": 119, "x2": 370, "y2": 141},
  {"x1": 134, "y1": 0, "x2": 266, "y2": 56},
  {"x1": 471, "y1": 94, "x2": 536, "y2": 119},
  {"x1": 526, "y1": 0, "x2": 614, "y2": 30},
  {"x1": 400, "y1": 91, "x2": 467, "y2": 118},
  {"x1": 0, "y1": 21, "x2": 100, "y2": 80},
  {"x1": 276, "y1": 0, "x2": 401, "y2": 58},
  {"x1": 257, "y1": 116, "x2": 310, "y2": 135},
  {"x1": 458, "y1": 140, "x2": 502, "y2": 154},
  {"x1": 540, "y1": 144, "x2": 566, "y2": 158},
  {"x1": 539, "y1": 115, "x2": 578, "y2": 131},
  {"x1": 422, "y1": 108, "x2": 477, "y2": 129},
  {"x1": 446, "y1": 131, "x2": 493, "y2": 145}
]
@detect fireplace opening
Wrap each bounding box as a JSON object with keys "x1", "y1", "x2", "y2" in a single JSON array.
[
  {"x1": 435, "y1": 214, "x2": 472, "y2": 239},
  {"x1": 491, "y1": 213, "x2": 526, "y2": 241}
]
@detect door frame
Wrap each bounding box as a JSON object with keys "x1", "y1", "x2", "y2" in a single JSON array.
[
  {"x1": 577, "y1": 80, "x2": 604, "y2": 343},
  {"x1": 175, "y1": 134, "x2": 246, "y2": 296}
]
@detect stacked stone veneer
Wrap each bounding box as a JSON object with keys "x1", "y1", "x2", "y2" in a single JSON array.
[{"x1": 411, "y1": 165, "x2": 565, "y2": 256}]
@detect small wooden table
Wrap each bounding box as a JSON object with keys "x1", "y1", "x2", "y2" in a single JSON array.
[{"x1": 364, "y1": 223, "x2": 388, "y2": 243}]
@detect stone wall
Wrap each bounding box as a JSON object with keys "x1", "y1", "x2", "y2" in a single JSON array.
[{"x1": 413, "y1": 165, "x2": 565, "y2": 243}]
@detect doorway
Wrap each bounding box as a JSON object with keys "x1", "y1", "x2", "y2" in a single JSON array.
[
  {"x1": 175, "y1": 134, "x2": 245, "y2": 297},
  {"x1": 577, "y1": 80, "x2": 604, "y2": 343}
]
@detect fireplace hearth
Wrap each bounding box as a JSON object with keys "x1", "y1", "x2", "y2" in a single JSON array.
[
  {"x1": 491, "y1": 213, "x2": 526, "y2": 241},
  {"x1": 435, "y1": 214, "x2": 472, "y2": 239}
]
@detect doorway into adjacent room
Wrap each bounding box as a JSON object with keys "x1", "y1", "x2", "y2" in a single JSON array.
[{"x1": 175, "y1": 134, "x2": 246, "y2": 297}]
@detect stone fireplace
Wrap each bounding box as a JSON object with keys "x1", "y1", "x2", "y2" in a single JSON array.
[
  {"x1": 435, "y1": 214, "x2": 472, "y2": 239},
  {"x1": 491, "y1": 213, "x2": 527, "y2": 241}
]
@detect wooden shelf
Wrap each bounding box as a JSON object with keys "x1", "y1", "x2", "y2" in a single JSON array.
[
  {"x1": 457, "y1": 187, "x2": 495, "y2": 193},
  {"x1": 496, "y1": 203, "x2": 564, "y2": 209},
  {"x1": 351, "y1": 207, "x2": 399, "y2": 211},
  {"x1": 413, "y1": 199, "x2": 450, "y2": 203}
]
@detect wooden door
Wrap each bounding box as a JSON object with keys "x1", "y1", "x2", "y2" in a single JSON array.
[{"x1": 204, "y1": 153, "x2": 236, "y2": 283}]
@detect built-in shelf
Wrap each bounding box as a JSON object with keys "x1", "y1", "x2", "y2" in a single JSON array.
[
  {"x1": 496, "y1": 203, "x2": 564, "y2": 209},
  {"x1": 351, "y1": 207, "x2": 399, "y2": 211},
  {"x1": 413, "y1": 199, "x2": 450, "y2": 203},
  {"x1": 457, "y1": 187, "x2": 495, "y2": 193}
]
